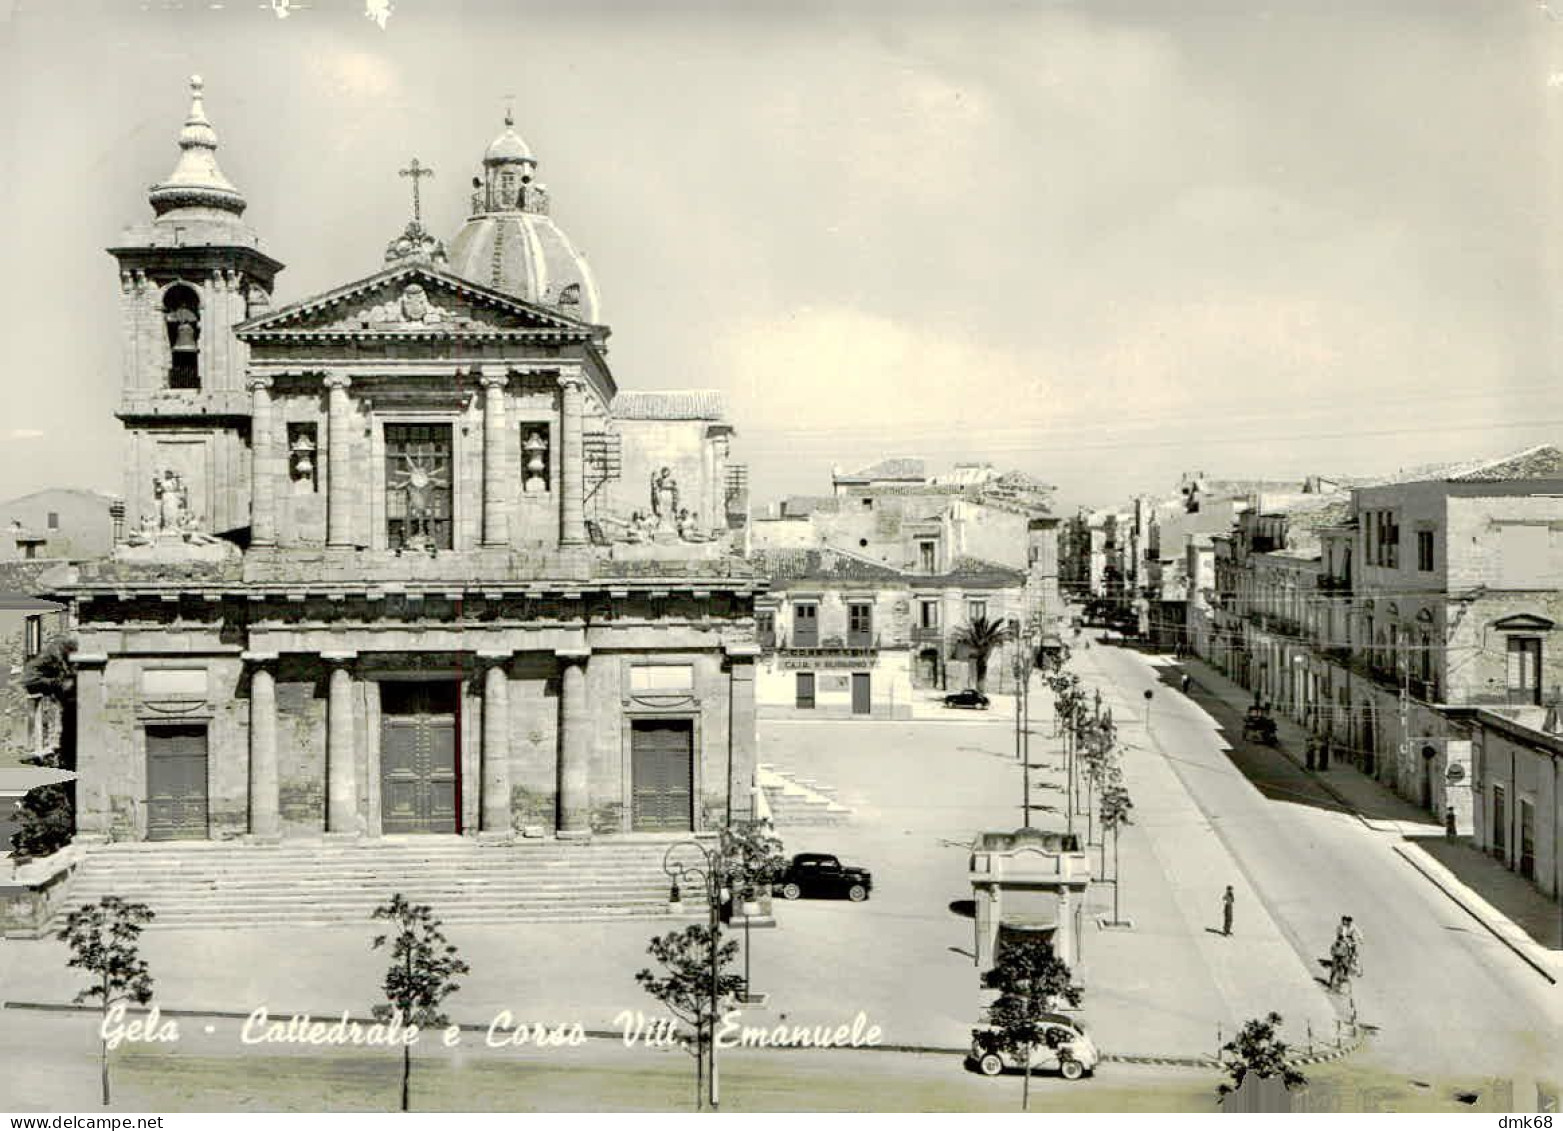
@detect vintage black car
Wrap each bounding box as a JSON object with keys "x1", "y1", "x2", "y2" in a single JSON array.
[
  {"x1": 943, "y1": 689, "x2": 990, "y2": 710},
  {"x1": 777, "y1": 853, "x2": 873, "y2": 902}
]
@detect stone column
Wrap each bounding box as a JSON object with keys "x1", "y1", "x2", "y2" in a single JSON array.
[
  {"x1": 73, "y1": 655, "x2": 111, "y2": 839},
  {"x1": 711, "y1": 429, "x2": 731, "y2": 538},
  {"x1": 324, "y1": 372, "x2": 354, "y2": 549},
  {"x1": 558, "y1": 370, "x2": 586, "y2": 547},
  {"x1": 557, "y1": 649, "x2": 591, "y2": 835},
  {"x1": 480, "y1": 653, "x2": 513, "y2": 837},
  {"x1": 726, "y1": 647, "x2": 758, "y2": 824},
  {"x1": 247, "y1": 654, "x2": 281, "y2": 839},
  {"x1": 479, "y1": 370, "x2": 510, "y2": 547},
  {"x1": 248, "y1": 375, "x2": 278, "y2": 547},
  {"x1": 325, "y1": 654, "x2": 358, "y2": 834}
]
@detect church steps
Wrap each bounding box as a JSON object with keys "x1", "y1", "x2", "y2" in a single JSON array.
[{"x1": 54, "y1": 840, "x2": 712, "y2": 928}]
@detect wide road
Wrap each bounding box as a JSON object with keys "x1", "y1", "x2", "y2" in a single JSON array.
[{"x1": 1080, "y1": 640, "x2": 1563, "y2": 1087}]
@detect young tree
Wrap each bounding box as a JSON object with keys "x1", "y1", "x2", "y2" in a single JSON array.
[
  {"x1": 58, "y1": 895, "x2": 155, "y2": 1106},
  {"x1": 1098, "y1": 771, "x2": 1134, "y2": 925},
  {"x1": 952, "y1": 614, "x2": 1012, "y2": 692},
  {"x1": 636, "y1": 924, "x2": 747, "y2": 1110},
  {"x1": 13, "y1": 637, "x2": 79, "y2": 859},
  {"x1": 974, "y1": 936, "x2": 1083, "y2": 1110},
  {"x1": 370, "y1": 893, "x2": 470, "y2": 1112},
  {"x1": 1218, "y1": 1011, "x2": 1307, "y2": 1098},
  {"x1": 721, "y1": 820, "x2": 787, "y2": 908}
]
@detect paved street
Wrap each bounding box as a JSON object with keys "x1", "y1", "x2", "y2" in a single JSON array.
[
  {"x1": 5, "y1": 646, "x2": 1560, "y2": 1110},
  {"x1": 1074, "y1": 638, "x2": 1563, "y2": 1086}
]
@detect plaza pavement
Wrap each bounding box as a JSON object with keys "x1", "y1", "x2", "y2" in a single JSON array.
[{"x1": 2, "y1": 663, "x2": 1345, "y2": 1067}]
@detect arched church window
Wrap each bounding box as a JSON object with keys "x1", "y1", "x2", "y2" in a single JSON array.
[{"x1": 163, "y1": 284, "x2": 201, "y2": 390}]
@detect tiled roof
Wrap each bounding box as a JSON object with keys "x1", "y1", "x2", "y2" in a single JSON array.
[
  {"x1": 1447, "y1": 444, "x2": 1563, "y2": 482},
  {"x1": 749, "y1": 548, "x2": 905, "y2": 583},
  {"x1": 941, "y1": 555, "x2": 1027, "y2": 587},
  {"x1": 611, "y1": 390, "x2": 727, "y2": 421},
  {"x1": 837, "y1": 457, "x2": 927, "y2": 482}
]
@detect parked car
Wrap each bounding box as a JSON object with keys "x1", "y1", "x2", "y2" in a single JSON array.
[
  {"x1": 777, "y1": 852, "x2": 872, "y2": 902},
  {"x1": 943, "y1": 689, "x2": 990, "y2": 710},
  {"x1": 970, "y1": 1013, "x2": 1099, "y2": 1080}
]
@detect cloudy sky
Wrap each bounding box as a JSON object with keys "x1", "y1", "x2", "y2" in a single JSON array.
[{"x1": 0, "y1": 0, "x2": 1557, "y2": 512}]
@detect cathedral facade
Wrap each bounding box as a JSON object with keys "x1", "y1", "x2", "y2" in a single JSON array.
[{"x1": 59, "y1": 79, "x2": 760, "y2": 843}]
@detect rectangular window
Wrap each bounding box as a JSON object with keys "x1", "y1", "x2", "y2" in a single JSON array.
[
  {"x1": 968, "y1": 600, "x2": 987, "y2": 623},
  {"x1": 23, "y1": 615, "x2": 43, "y2": 659},
  {"x1": 795, "y1": 671, "x2": 816, "y2": 709},
  {"x1": 848, "y1": 603, "x2": 873, "y2": 647},
  {"x1": 756, "y1": 610, "x2": 775, "y2": 646},
  {"x1": 919, "y1": 540, "x2": 937, "y2": 573},
  {"x1": 1417, "y1": 530, "x2": 1434, "y2": 572},
  {"x1": 385, "y1": 423, "x2": 454, "y2": 551},
  {"x1": 920, "y1": 600, "x2": 939, "y2": 629},
  {"x1": 1492, "y1": 784, "x2": 1507, "y2": 856},
  {"x1": 46, "y1": 512, "x2": 59, "y2": 530},
  {"x1": 1506, "y1": 636, "x2": 1542, "y2": 705},
  {"x1": 792, "y1": 602, "x2": 819, "y2": 648}
]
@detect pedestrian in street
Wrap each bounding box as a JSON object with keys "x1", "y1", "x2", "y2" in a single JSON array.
[
  {"x1": 1445, "y1": 806, "x2": 1458, "y2": 840},
  {"x1": 1180, "y1": 672, "x2": 1192, "y2": 696},
  {"x1": 1221, "y1": 885, "x2": 1235, "y2": 936}
]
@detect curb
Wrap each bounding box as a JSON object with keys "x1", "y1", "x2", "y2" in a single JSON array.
[
  {"x1": 1390, "y1": 845, "x2": 1558, "y2": 986},
  {"x1": 1, "y1": 999, "x2": 1356, "y2": 1071}
]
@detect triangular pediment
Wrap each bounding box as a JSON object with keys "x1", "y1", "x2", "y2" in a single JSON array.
[
  {"x1": 1493, "y1": 613, "x2": 1556, "y2": 632},
  {"x1": 236, "y1": 263, "x2": 595, "y2": 339}
]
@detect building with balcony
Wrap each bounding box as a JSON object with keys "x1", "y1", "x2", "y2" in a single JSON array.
[
  {"x1": 47, "y1": 80, "x2": 761, "y2": 845},
  {"x1": 750, "y1": 547, "x2": 1028, "y2": 718}
]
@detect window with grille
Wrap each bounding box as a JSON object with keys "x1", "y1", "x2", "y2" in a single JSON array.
[{"x1": 385, "y1": 423, "x2": 453, "y2": 550}]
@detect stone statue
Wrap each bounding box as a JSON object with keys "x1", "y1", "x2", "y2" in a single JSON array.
[
  {"x1": 154, "y1": 470, "x2": 188, "y2": 532},
  {"x1": 650, "y1": 467, "x2": 679, "y2": 532}
]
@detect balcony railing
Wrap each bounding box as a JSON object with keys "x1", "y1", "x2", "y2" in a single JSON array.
[{"x1": 910, "y1": 626, "x2": 944, "y2": 645}]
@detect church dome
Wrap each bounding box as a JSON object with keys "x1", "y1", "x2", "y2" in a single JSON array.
[{"x1": 447, "y1": 114, "x2": 602, "y2": 324}]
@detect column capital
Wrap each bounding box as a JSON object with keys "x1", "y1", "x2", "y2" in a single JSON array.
[
  {"x1": 321, "y1": 650, "x2": 358, "y2": 664},
  {"x1": 557, "y1": 367, "x2": 586, "y2": 390},
  {"x1": 323, "y1": 371, "x2": 353, "y2": 391},
  {"x1": 555, "y1": 647, "x2": 592, "y2": 661},
  {"x1": 241, "y1": 651, "x2": 281, "y2": 664},
  {"x1": 477, "y1": 370, "x2": 509, "y2": 391},
  {"x1": 476, "y1": 649, "x2": 514, "y2": 664},
  {"x1": 246, "y1": 374, "x2": 274, "y2": 394}
]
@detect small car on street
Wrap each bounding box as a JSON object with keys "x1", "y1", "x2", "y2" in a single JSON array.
[
  {"x1": 942, "y1": 689, "x2": 990, "y2": 710},
  {"x1": 970, "y1": 1013, "x2": 1099, "y2": 1080},
  {"x1": 777, "y1": 852, "x2": 873, "y2": 902}
]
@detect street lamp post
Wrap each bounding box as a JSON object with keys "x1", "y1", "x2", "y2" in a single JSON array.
[{"x1": 662, "y1": 838, "x2": 728, "y2": 1112}]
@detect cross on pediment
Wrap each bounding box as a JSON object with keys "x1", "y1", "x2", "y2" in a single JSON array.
[{"x1": 399, "y1": 158, "x2": 434, "y2": 225}]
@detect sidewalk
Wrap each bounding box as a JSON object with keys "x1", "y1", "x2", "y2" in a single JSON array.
[{"x1": 1176, "y1": 654, "x2": 1437, "y2": 834}]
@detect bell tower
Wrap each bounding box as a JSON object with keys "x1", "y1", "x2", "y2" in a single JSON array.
[{"x1": 108, "y1": 75, "x2": 285, "y2": 540}]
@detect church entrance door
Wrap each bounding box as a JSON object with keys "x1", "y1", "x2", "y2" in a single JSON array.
[
  {"x1": 146, "y1": 724, "x2": 209, "y2": 840},
  {"x1": 380, "y1": 681, "x2": 460, "y2": 834},
  {"x1": 631, "y1": 719, "x2": 694, "y2": 832}
]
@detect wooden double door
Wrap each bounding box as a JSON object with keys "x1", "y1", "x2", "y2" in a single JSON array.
[
  {"x1": 381, "y1": 681, "x2": 460, "y2": 834},
  {"x1": 631, "y1": 719, "x2": 694, "y2": 832},
  {"x1": 146, "y1": 724, "x2": 209, "y2": 840}
]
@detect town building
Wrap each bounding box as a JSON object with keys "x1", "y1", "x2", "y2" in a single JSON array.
[
  {"x1": 1465, "y1": 705, "x2": 1562, "y2": 908},
  {"x1": 750, "y1": 547, "x2": 1029, "y2": 716},
  {"x1": 49, "y1": 79, "x2": 761, "y2": 845},
  {"x1": 0, "y1": 588, "x2": 69, "y2": 768},
  {"x1": 1, "y1": 489, "x2": 120, "y2": 563},
  {"x1": 1205, "y1": 445, "x2": 1563, "y2": 831},
  {"x1": 751, "y1": 460, "x2": 1063, "y2": 709}
]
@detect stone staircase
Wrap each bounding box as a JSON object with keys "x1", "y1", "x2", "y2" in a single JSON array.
[
  {"x1": 757, "y1": 764, "x2": 852, "y2": 827},
  {"x1": 56, "y1": 838, "x2": 709, "y2": 930}
]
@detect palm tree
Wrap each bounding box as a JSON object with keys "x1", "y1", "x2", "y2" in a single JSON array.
[{"x1": 952, "y1": 614, "x2": 1012, "y2": 692}]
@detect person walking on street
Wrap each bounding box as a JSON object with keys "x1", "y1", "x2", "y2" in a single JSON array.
[
  {"x1": 1221, "y1": 885, "x2": 1235, "y2": 936},
  {"x1": 1180, "y1": 672, "x2": 1192, "y2": 696}
]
